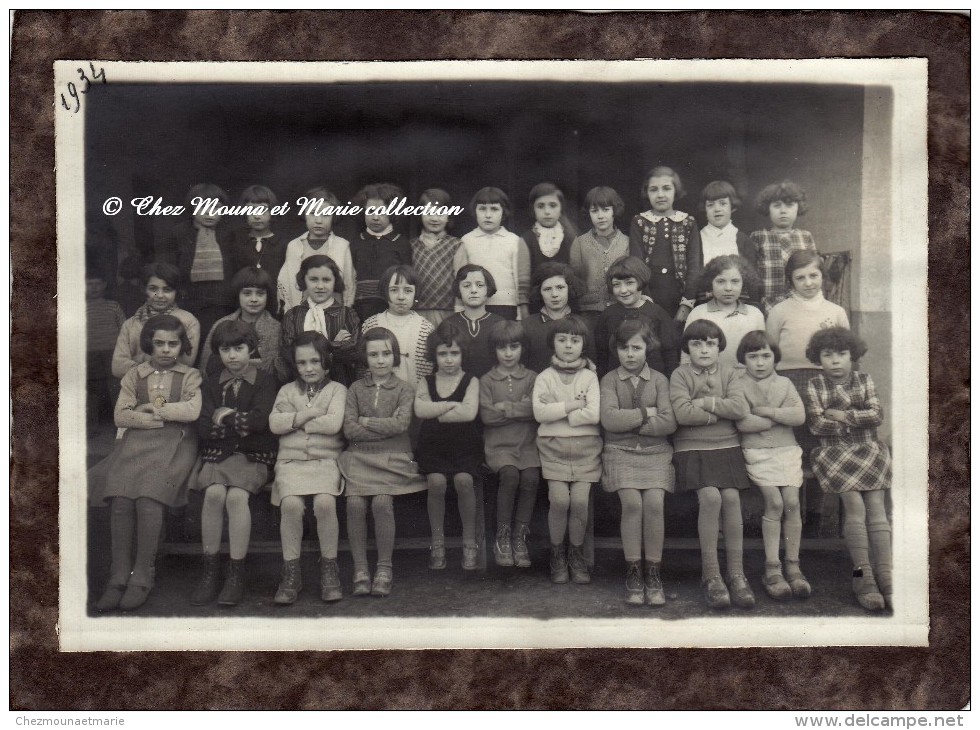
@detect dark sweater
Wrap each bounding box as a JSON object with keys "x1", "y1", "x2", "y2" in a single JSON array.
[
  {"x1": 593, "y1": 300, "x2": 680, "y2": 379},
  {"x1": 197, "y1": 365, "x2": 279, "y2": 465}
]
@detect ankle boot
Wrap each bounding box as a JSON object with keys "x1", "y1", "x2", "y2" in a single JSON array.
[
  {"x1": 512, "y1": 523, "x2": 531, "y2": 568},
  {"x1": 320, "y1": 558, "x2": 342, "y2": 602},
  {"x1": 852, "y1": 565, "x2": 885, "y2": 611},
  {"x1": 567, "y1": 543, "x2": 591, "y2": 584},
  {"x1": 217, "y1": 558, "x2": 246, "y2": 606},
  {"x1": 549, "y1": 543, "x2": 569, "y2": 584},
  {"x1": 644, "y1": 561, "x2": 666, "y2": 606},
  {"x1": 274, "y1": 559, "x2": 303, "y2": 605},
  {"x1": 624, "y1": 561, "x2": 644, "y2": 605},
  {"x1": 190, "y1": 553, "x2": 222, "y2": 606},
  {"x1": 493, "y1": 524, "x2": 514, "y2": 567}
]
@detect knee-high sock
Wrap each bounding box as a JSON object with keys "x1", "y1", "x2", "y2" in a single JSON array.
[
  {"x1": 868, "y1": 520, "x2": 893, "y2": 594},
  {"x1": 496, "y1": 466, "x2": 519, "y2": 528},
  {"x1": 372, "y1": 495, "x2": 395, "y2": 569},
  {"x1": 642, "y1": 490, "x2": 665, "y2": 563},
  {"x1": 515, "y1": 467, "x2": 540, "y2": 526},
  {"x1": 568, "y1": 482, "x2": 591, "y2": 546},
  {"x1": 132, "y1": 498, "x2": 164, "y2": 586},
  {"x1": 547, "y1": 481, "x2": 571, "y2": 545},
  {"x1": 313, "y1": 494, "x2": 339, "y2": 560},
  {"x1": 108, "y1": 497, "x2": 136, "y2": 585},
  {"x1": 761, "y1": 516, "x2": 782, "y2": 566},
  {"x1": 200, "y1": 484, "x2": 227, "y2": 556},
  {"x1": 721, "y1": 489, "x2": 745, "y2": 577},
  {"x1": 225, "y1": 487, "x2": 252, "y2": 560},
  {"x1": 619, "y1": 490, "x2": 643, "y2": 562},
  {"x1": 454, "y1": 473, "x2": 477, "y2": 546},
  {"x1": 346, "y1": 496, "x2": 369, "y2": 572},
  {"x1": 427, "y1": 474, "x2": 448, "y2": 544},
  {"x1": 697, "y1": 488, "x2": 722, "y2": 578},
  {"x1": 279, "y1": 496, "x2": 306, "y2": 562}
]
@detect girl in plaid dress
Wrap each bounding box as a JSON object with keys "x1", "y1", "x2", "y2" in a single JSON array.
[
  {"x1": 409, "y1": 188, "x2": 463, "y2": 327},
  {"x1": 803, "y1": 327, "x2": 892, "y2": 611}
]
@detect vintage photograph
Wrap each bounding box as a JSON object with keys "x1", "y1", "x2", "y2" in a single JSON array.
[{"x1": 56, "y1": 58, "x2": 928, "y2": 651}]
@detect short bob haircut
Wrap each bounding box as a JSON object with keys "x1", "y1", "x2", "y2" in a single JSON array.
[
  {"x1": 640, "y1": 165, "x2": 685, "y2": 202},
  {"x1": 530, "y1": 261, "x2": 585, "y2": 313},
  {"x1": 605, "y1": 256, "x2": 652, "y2": 293},
  {"x1": 700, "y1": 180, "x2": 742, "y2": 211},
  {"x1": 452, "y1": 264, "x2": 497, "y2": 300},
  {"x1": 784, "y1": 249, "x2": 824, "y2": 286},
  {"x1": 805, "y1": 326, "x2": 867, "y2": 366},
  {"x1": 379, "y1": 264, "x2": 418, "y2": 303},
  {"x1": 230, "y1": 266, "x2": 277, "y2": 313},
  {"x1": 469, "y1": 187, "x2": 512, "y2": 222},
  {"x1": 488, "y1": 319, "x2": 528, "y2": 354},
  {"x1": 139, "y1": 314, "x2": 193, "y2": 356},
  {"x1": 582, "y1": 185, "x2": 626, "y2": 220},
  {"x1": 360, "y1": 326, "x2": 402, "y2": 368},
  {"x1": 184, "y1": 183, "x2": 229, "y2": 212},
  {"x1": 292, "y1": 330, "x2": 334, "y2": 372},
  {"x1": 612, "y1": 318, "x2": 658, "y2": 353},
  {"x1": 210, "y1": 319, "x2": 259, "y2": 357},
  {"x1": 547, "y1": 314, "x2": 591, "y2": 352},
  {"x1": 301, "y1": 185, "x2": 340, "y2": 211},
  {"x1": 353, "y1": 182, "x2": 404, "y2": 212},
  {"x1": 239, "y1": 184, "x2": 278, "y2": 208},
  {"x1": 755, "y1": 180, "x2": 809, "y2": 217},
  {"x1": 680, "y1": 318, "x2": 726, "y2": 355},
  {"x1": 142, "y1": 261, "x2": 183, "y2": 289},
  {"x1": 736, "y1": 330, "x2": 781, "y2": 365},
  {"x1": 426, "y1": 318, "x2": 468, "y2": 367},
  {"x1": 697, "y1": 254, "x2": 761, "y2": 300},
  {"x1": 296, "y1": 254, "x2": 346, "y2": 295}
]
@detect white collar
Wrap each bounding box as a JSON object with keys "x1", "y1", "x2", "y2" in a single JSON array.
[
  {"x1": 640, "y1": 210, "x2": 688, "y2": 224},
  {"x1": 701, "y1": 222, "x2": 737, "y2": 238}
]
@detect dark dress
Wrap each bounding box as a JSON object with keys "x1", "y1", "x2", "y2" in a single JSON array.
[{"x1": 415, "y1": 373, "x2": 484, "y2": 479}]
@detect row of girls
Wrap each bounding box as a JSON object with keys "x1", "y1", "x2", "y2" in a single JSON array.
[{"x1": 88, "y1": 168, "x2": 891, "y2": 615}]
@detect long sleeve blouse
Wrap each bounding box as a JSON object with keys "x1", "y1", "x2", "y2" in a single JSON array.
[
  {"x1": 600, "y1": 365, "x2": 676, "y2": 450},
  {"x1": 277, "y1": 232, "x2": 356, "y2": 311},
  {"x1": 343, "y1": 374, "x2": 415, "y2": 453},
  {"x1": 669, "y1": 362, "x2": 748, "y2": 452},
  {"x1": 532, "y1": 366, "x2": 601, "y2": 438},
  {"x1": 454, "y1": 227, "x2": 531, "y2": 308},
  {"x1": 114, "y1": 362, "x2": 202, "y2": 429},
  {"x1": 736, "y1": 371, "x2": 806, "y2": 449},
  {"x1": 269, "y1": 379, "x2": 347, "y2": 462}
]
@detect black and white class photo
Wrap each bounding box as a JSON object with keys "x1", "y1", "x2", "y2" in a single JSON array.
[{"x1": 55, "y1": 58, "x2": 928, "y2": 651}]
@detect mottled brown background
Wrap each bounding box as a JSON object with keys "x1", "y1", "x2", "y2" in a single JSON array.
[{"x1": 10, "y1": 10, "x2": 969, "y2": 710}]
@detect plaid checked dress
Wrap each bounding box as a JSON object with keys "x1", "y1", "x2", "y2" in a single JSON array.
[{"x1": 804, "y1": 371, "x2": 891, "y2": 493}]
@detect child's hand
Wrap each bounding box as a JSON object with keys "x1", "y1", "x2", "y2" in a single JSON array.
[
  {"x1": 824, "y1": 408, "x2": 849, "y2": 423},
  {"x1": 334, "y1": 330, "x2": 352, "y2": 343},
  {"x1": 212, "y1": 407, "x2": 235, "y2": 425},
  {"x1": 753, "y1": 406, "x2": 775, "y2": 419}
]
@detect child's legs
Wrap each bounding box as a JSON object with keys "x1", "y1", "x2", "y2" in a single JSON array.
[
  {"x1": 201, "y1": 484, "x2": 228, "y2": 555},
  {"x1": 618, "y1": 489, "x2": 643, "y2": 562},
  {"x1": 371, "y1": 495, "x2": 395, "y2": 569},
  {"x1": 225, "y1": 487, "x2": 252, "y2": 560},
  {"x1": 863, "y1": 490, "x2": 892, "y2": 590},
  {"x1": 696, "y1": 487, "x2": 723, "y2": 577},
  {"x1": 426, "y1": 473, "x2": 448, "y2": 544},
  {"x1": 346, "y1": 496, "x2": 369, "y2": 572},
  {"x1": 547, "y1": 481, "x2": 571, "y2": 544},
  {"x1": 108, "y1": 497, "x2": 136, "y2": 585},
  {"x1": 642, "y1": 489, "x2": 666, "y2": 563},
  {"x1": 515, "y1": 468, "x2": 540, "y2": 526},
  {"x1": 781, "y1": 486, "x2": 803, "y2": 563},
  {"x1": 453, "y1": 473, "x2": 477, "y2": 546},
  {"x1": 720, "y1": 488, "x2": 745, "y2": 577},
  {"x1": 131, "y1": 497, "x2": 165, "y2": 586},
  {"x1": 496, "y1": 466, "x2": 520, "y2": 528},
  {"x1": 839, "y1": 491, "x2": 870, "y2": 568},
  {"x1": 312, "y1": 494, "x2": 339, "y2": 560},
  {"x1": 567, "y1": 482, "x2": 591, "y2": 546},
  {"x1": 757, "y1": 484, "x2": 784, "y2": 565},
  {"x1": 279, "y1": 495, "x2": 306, "y2": 562}
]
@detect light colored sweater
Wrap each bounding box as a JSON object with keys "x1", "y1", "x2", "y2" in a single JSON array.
[
  {"x1": 269, "y1": 380, "x2": 347, "y2": 461},
  {"x1": 736, "y1": 371, "x2": 806, "y2": 449},
  {"x1": 454, "y1": 227, "x2": 531, "y2": 308},
  {"x1": 766, "y1": 292, "x2": 849, "y2": 371},
  {"x1": 532, "y1": 366, "x2": 601, "y2": 438}
]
